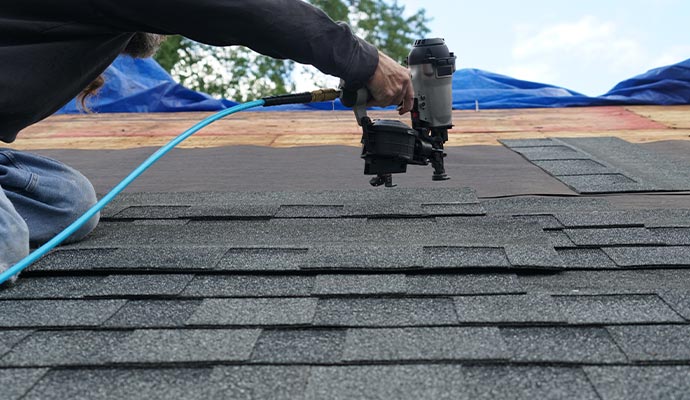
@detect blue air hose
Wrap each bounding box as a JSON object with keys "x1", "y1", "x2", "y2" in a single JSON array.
[{"x1": 0, "y1": 99, "x2": 265, "y2": 285}]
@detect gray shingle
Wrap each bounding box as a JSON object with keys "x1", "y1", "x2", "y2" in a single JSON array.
[
  {"x1": 454, "y1": 295, "x2": 564, "y2": 324},
  {"x1": 499, "y1": 138, "x2": 561, "y2": 147},
  {"x1": 435, "y1": 216, "x2": 551, "y2": 246},
  {"x1": 639, "y1": 209, "x2": 690, "y2": 228},
  {"x1": 0, "y1": 276, "x2": 104, "y2": 299},
  {"x1": 604, "y1": 246, "x2": 690, "y2": 267},
  {"x1": 0, "y1": 368, "x2": 48, "y2": 400},
  {"x1": 182, "y1": 275, "x2": 314, "y2": 297},
  {"x1": 423, "y1": 246, "x2": 511, "y2": 268},
  {"x1": 313, "y1": 298, "x2": 458, "y2": 327},
  {"x1": 31, "y1": 246, "x2": 228, "y2": 271},
  {"x1": 608, "y1": 325, "x2": 690, "y2": 361},
  {"x1": 103, "y1": 300, "x2": 202, "y2": 328},
  {"x1": 180, "y1": 205, "x2": 279, "y2": 219},
  {"x1": 554, "y1": 211, "x2": 645, "y2": 228},
  {"x1": 217, "y1": 247, "x2": 308, "y2": 271},
  {"x1": 86, "y1": 274, "x2": 194, "y2": 297},
  {"x1": 511, "y1": 146, "x2": 589, "y2": 160},
  {"x1": 554, "y1": 295, "x2": 684, "y2": 324},
  {"x1": 564, "y1": 228, "x2": 662, "y2": 246},
  {"x1": 533, "y1": 159, "x2": 612, "y2": 176},
  {"x1": 651, "y1": 228, "x2": 690, "y2": 245},
  {"x1": 405, "y1": 274, "x2": 523, "y2": 295},
  {"x1": 301, "y1": 245, "x2": 419, "y2": 270},
  {"x1": 504, "y1": 244, "x2": 563, "y2": 268},
  {"x1": 557, "y1": 174, "x2": 646, "y2": 194},
  {"x1": 113, "y1": 205, "x2": 191, "y2": 219},
  {"x1": 250, "y1": 329, "x2": 346, "y2": 363},
  {"x1": 209, "y1": 366, "x2": 310, "y2": 399},
  {"x1": 112, "y1": 329, "x2": 260, "y2": 363},
  {"x1": 481, "y1": 197, "x2": 610, "y2": 215},
  {"x1": 585, "y1": 366, "x2": 690, "y2": 400},
  {"x1": 275, "y1": 205, "x2": 344, "y2": 218},
  {"x1": 305, "y1": 365, "x2": 599, "y2": 400},
  {"x1": 511, "y1": 215, "x2": 564, "y2": 229},
  {"x1": 0, "y1": 330, "x2": 32, "y2": 357},
  {"x1": 313, "y1": 274, "x2": 407, "y2": 295},
  {"x1": 658, "y1": 291, "x2": 690, "y2": 320},
  {"x1": 501, "y1": 327, "x2": 626, "y2": 363},
  {"x1": 1, "y1": 330, "x2": 130, "y2": 367},
  {"x1": 545, "y1": 230, "x2": 575, "y2": 247},
  {"x1": 342, "y1": 327, "x2": 508, "y2": 361},
  {"x1": 0, "y1": 300, "x2": 125, "y2": 328},
  {"x1": 419, "y1": 202, "x2": 486, "y2": 216},
  {"x1": 556, "y1": 248, "x2": 619, "y2": 269},
  {"x1": 186, "y1": 298, "x2": 317, "y2": 326},
  {"x1": 520, "y1": 270, "x2": 690, "y2": 295},
  {"x1": 23, "y1": 368, "x2": 218, "y2": 400}
]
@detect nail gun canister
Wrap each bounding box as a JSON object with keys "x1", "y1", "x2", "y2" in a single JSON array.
[{"x1": 408, "y1": 38, "x2": 456, "y2": 130}]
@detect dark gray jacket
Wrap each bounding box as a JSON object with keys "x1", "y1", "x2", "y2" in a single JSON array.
[{"x1": 0, "y1": 0, "x2": 378, "y2": 143}]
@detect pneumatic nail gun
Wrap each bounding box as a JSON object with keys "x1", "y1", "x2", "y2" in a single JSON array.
[{"x1": 341, "y1": 38, "x2": 457, "y2": 187}]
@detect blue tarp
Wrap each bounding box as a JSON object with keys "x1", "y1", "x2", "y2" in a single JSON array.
[{"x1": 57, "y1": 56, "x2": 690, "y2": 114}]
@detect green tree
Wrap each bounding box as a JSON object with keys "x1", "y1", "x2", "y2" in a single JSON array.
[{"x1": 154, "y1": 0, "x2": 430, "y2": 101}]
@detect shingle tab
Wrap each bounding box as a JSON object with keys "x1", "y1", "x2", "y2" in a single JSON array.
[
  {"x1": 86, "y1": 274, "x2": 194, "y2": 297},
  {"x1": 556, "y1": 248, "x2": 618, "y2": 269},
  {"x1": 658, "y1": 291, "x2": 690, "y2": 320},
  {"x1": 558, "y1": 174, "x2": 645, "y2": 193},
  {"x1": 0, "y1": 330, "x2": 32, "y2": 357},
  {"x1": 405, "y1": 274, "x2": 523, "y2": 295},
  {"x1": 604, "y1": 246, "x2": 690, "y2": 267},
  {"x1": 554, "y1": 295, "x2": 684, "y2": 324},
  {"x1": 0, "y1": 277, "x2": 104, "y2": 299},
  {"x1": 454, "y1": 295, "x2": 564, "y2": 324},
  {"x1": 305, "y1": 365, "x2": 599, "y2": 400},
  {"x1": 103, "y1": 300, "x2": 202, "y2": 328},
  {"x1": 1, "y1": 330, "x2": 130, "y2": 367},
  {"x1": 501, "y1": 327, "x2": 626, "y2": 363},
  {"x1": 511, "y1": 215, "x2": 564, "y2": 229},
  {"x1": 481, "y1": 197, "x2": 610, "y2": 215},
  {"x1": 313, "y1": 274, "x2": 407, "y2": 295},
  {"x1": 112, "y1": 329, "x2": 260, "y2": 363},
  {"x1": 210, "y1": 366, "x2": 310, "y2": 399},
  {"x1": 0, "y1": 300, "x2": 125, "y2": 328},
  {"x1": 423, "y1": 246, "x2": 511, "y2": 268},
  {"x1": 301, "y1": 245, "x2": 419, "y2": 270},
  {"x1": 564, "y1": 228, "x2": 662, "y2": 246},
  {"x1": 250, "y1": 329, "x2": 346, "y2": 363},
  {"x1": 533, "y1": 159, "x2": 612, "y2": 175},
  {"x1": 217, "y1": 247, "x2": 308, "y2": 271},
  {"x1": 0, "y1": 368, "x2": 48, "y2": 400},
  {"x1": 651, "y1": 228, "x2": 690, "y2": 245},
  {"x1": 342, "y1": 327, "x2": 508, "y2": 361},
  {"x1": 182, "y1": 275, "x2": 315, "y2": 297},
  {"x1": 186, "y1": 298, "x2": 317, "y2": 326},
  {"x1": 608, "y1": 325, "x2": 690, "y2": 361},
  {"x1": 511, "y1": 146, "x2": 589, "y2": 160},
  {"x1": 23, "y1": 368, "x2": 218, "y2": 400},
  {"x1": 554, "y1": 211, "x2": 645, "y2": 228},
  {"x1": 585, "y1": 366, "x2": 690, "y2": 400},
  {"x1": 313, "y1": 298, "x2": 458, "y2": 327},
  {"x1": 504, "y1": 244, "x2": 563, "y2": 268}
]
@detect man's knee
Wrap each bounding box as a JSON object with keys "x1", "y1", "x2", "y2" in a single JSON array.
[
  {"x1": 59, "y1": 168, "x2": 100, "y2": 244},
  {"x1": 1, "y1": 211, "x2": 30, "y2": 283}
]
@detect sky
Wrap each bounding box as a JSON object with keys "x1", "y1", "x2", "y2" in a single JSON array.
[{"x1": 394, "y1": 0, "x2": 690, "y2": 96}]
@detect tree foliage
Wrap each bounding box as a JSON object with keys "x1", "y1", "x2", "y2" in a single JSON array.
[{"x1": 154, "y1": 0, "x2": 430, "y2": 101}]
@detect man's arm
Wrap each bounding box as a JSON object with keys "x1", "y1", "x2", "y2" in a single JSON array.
[{"x1": 85, "y1": 0, "x2": 412, "y2": 112}]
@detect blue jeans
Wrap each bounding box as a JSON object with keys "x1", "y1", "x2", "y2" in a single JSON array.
[{"x1": 0, "y1": 149, "x2": 99, "y2": 271}]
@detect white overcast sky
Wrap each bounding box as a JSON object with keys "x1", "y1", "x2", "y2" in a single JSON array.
[{"x1": 395, "y1": 0, "x2": 690, "y2": 96}]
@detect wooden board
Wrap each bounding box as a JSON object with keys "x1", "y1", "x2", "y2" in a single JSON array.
[{"x1": 7, "y1": 105, "x2": 689, "y2": 150}]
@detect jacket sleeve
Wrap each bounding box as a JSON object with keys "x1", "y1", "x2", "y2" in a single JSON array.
[{"x1": 88, "y1": 0, "x2": 379, "y2": 87}]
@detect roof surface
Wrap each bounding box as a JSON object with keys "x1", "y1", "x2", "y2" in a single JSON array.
[{"x1": 2, "y1": 187, "x2": 690, "y2": 399}]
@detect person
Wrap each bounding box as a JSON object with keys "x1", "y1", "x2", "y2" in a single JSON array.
[{"x1": 0, "y1": 0, "x2": 414, "y2": 282}]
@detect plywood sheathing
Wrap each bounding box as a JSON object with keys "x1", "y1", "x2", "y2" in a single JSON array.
[{"x1": 10, "y1": 105, "x2": 690, "y2": 150}]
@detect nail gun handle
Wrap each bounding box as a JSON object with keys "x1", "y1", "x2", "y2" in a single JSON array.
[{"x1": 339, "y1": 83, "x2": 371, "y2": 126}]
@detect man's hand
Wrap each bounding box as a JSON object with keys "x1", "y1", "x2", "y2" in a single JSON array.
[{"x1": 366, "y1": 51, "x2": 414, "y2": 115}]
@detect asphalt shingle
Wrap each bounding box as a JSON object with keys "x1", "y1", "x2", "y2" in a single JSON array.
[
  {"x1": 603, "y1": 246, "x2": 690, "y2": 267},
  {"x1": 182, "y1": 275, "x2": 315, "y2": 297},
  {"x1": 0, "y1": 300, "x2": 125, "y2": 328},
  {"x1": 501, "y1": 327, "x2": 627, "y2": 363},
  {"x1": 103, "y1": 300, "x2": 203, "y2": 328},
  {"x1": 554, "y1": 295, "x2": 684, "y2": 324},
  {"x1": 658, "y1": 291, "x2": 690, "y2": 320},
  {"x1": 250, "y1": 329, "x2": 346, "y2": 363},
  {"x1": 405, "y1": 274, "x2": 523, "y2": 295},
  {"x1": 342, "y1": 327, "x2": 508, "y2": 361},
  {"x1": 607, "y1": 325, "x2": 690, "y2": 361},
  {"x1": 0, "y1": 330, "x2": 32, "y2": 357},
  {"x1": 112, "y1": 329, "x2": 261, "y2": 363},
  {"x1": 453, "y1": 295, "x2": 564, "y2": 324},
  {"x1": 564, "y1": 228, "x2": 662, "y2": 246},
  {"x1": 0, "y1": 368, "x2": 48, "y2": 400},
  {"x1": 186, "y1": 298, "x2": 318, "y2": 326},
  {"x1": 313, "y1": 298, "x2": 458, "y2": 327},
  {"x1": 584, "y1": 366, "x2": 690, "y2": 400},
  {"x1": 313, "y1": 274, "x2": 407, "y2": 295}
]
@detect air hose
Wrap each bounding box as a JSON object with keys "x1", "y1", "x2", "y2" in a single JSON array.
[{"x1": 0, "y1": 89, "x2": 341, "y2": 285}]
